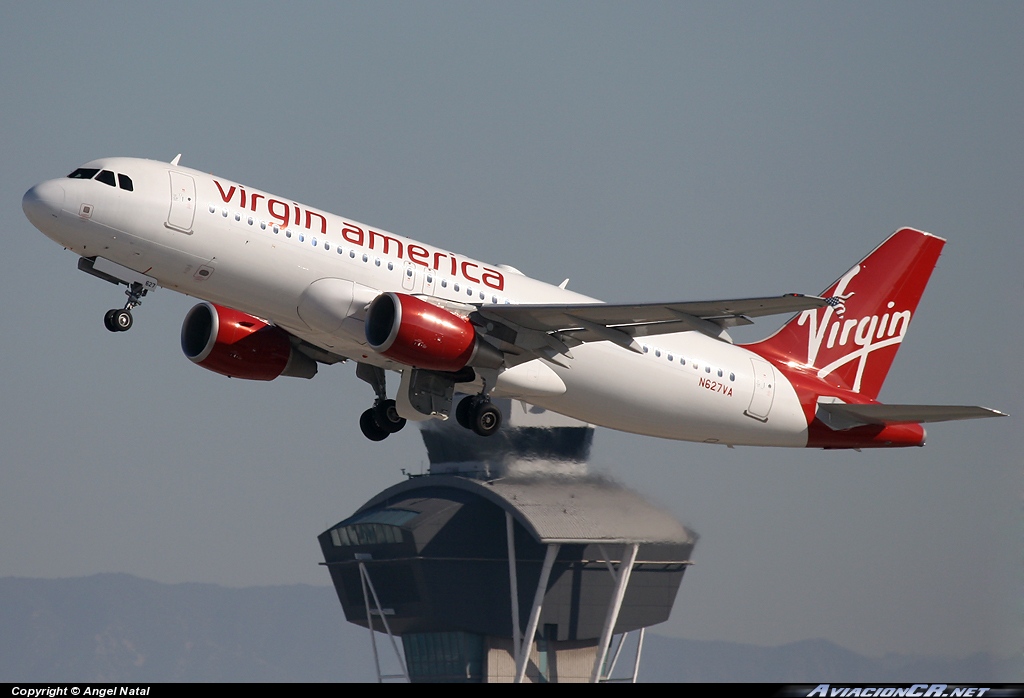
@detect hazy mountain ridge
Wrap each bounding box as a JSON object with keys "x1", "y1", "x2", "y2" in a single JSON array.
[
  {"x1": 640, "y1": 636, "x2": 1021, "y2": 683},
  {"x1": 1, "y1": 575, "x2": 1017, "y2": 682},
  {"x1": 0, "y1": 574, "x2": 371, "y2": 682}
]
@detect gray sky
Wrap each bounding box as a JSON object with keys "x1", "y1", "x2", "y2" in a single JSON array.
[{"x1": 1, "y1": 2, "x2": 1019, "y2": 661}]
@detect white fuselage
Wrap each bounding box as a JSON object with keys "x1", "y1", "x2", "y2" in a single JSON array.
[{"x1": 24, "y1": 157, "x2": 810, "y2": 446}]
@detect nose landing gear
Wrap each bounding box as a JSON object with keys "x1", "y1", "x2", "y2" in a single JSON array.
[
  {"x1": 103, "y1": 281, "x2": 148, "y2": 333},
  {"x1": 103, "y1": 308, "x2": 133, "y2": 332},
  {"x1": 78, "y1": 258, "x2": 157, "y2": 334}
]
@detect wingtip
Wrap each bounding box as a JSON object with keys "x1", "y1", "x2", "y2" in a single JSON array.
[{"x1": 894, "y1": 226, "x2": 947, "y2": 243}]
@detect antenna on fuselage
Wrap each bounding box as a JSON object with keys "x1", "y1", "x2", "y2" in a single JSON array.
[
  {"x1": 559, "y1": 279, "x2": 570, "y2": 289},
  {"x1": 170, "y1": 154, "x2": 182, "y2": 166}
]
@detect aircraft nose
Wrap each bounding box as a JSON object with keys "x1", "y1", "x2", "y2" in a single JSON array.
[{"x1": 22, "y1": 180, "x2": 65, "y2": 227}]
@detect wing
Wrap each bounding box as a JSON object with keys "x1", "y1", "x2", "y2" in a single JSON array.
[
  {"x1": 476, "y1": 294, "x2": 827, "y2": 359},
  {"x1": 817, "y1": 402, "x2": 1007, "y2": 430}
]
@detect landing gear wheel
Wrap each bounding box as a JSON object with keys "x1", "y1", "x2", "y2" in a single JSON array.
[
  {"x1": 373, "y1": 399, "x2": 406, "y2": 434},
  {"x1": 359, "y1": 408, "x2": 390, "y2": 441},
  {"x1": 455, "y1": 396, "x2": 474, "y2": 429},
  {"x1": 104, "y1": 309, "x2": 132, "y2": 332},
  {"x1": 112, "y1": 309, "x2": 133, "y2": 332},
  {"x1": 471, "y1": 402, "x2": 502, "y2": 437}
]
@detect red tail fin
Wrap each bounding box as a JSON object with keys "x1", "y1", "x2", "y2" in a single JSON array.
[{"x1": 744, "y1": 228, "x2": 945, "y2": 401}]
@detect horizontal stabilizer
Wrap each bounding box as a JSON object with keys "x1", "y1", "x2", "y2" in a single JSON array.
[{"x1": 817, "y1": 400, "x2": 1007, "y2": 431}]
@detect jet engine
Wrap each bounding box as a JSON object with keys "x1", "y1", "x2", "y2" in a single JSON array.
[
  {"x1": 365, "y1": 292, "x2": 503, "y2": 372},
  {"x1": 181, "y1": 302, "x2": 317, "y2": 380}
]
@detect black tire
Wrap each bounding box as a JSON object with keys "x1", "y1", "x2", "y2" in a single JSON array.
[
  {"x1": 472, "y1": 402, "x2": 502, "y2": 437},
  {"x1": 455, "y1": 396, "x2": 474, "y2": 429},
  {"x1": 359, "y1": 408, "x2": 390, "y2": 441},
  {"x1": 373, "y1": 399, "x2": 406, "y2": 434},
  {"x1": 113, "y1": 309, "x2": 133, "y2": 332},
  {"x1": 103, "y1": 309, "x2": 119, "y2": 332}
]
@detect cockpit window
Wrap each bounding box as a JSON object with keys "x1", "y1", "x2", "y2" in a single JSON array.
[
  {"x1": 96, "y1": 170, "x2": 117, "y2": 187},
  {"x1": 67, "y1": 168, "x2": 99, "y2": 179},
  {"x1": 118, "y1": 174, "x2": 134, "y2": 191}
]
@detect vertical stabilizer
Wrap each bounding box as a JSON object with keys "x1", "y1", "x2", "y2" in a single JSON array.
[{"x1": 744, "y1": 228, "x2": 945, "y2": 401}]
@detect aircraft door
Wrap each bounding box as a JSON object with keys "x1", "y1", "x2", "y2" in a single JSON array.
[
  {"x1": 166, "y1": 171, "x2": 196, "y2": 233},
  {"x1": 423, "y1": 267, "x2": 436, "y2": 296},
  {"x1": 745, "y1": 357, "x2": 776, "y2": 421}
]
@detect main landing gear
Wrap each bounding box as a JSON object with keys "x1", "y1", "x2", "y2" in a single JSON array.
[
  {"x1": 354, "y1": 364, "x2": 502, "y2": 441},
  {"x1": 455, "y1": 394, "x2": 503, "y2": 437},
  {"x1": 356, "y1": 363, "x2": 407, "y2": 442},
  {"x1": 103, "y1": 281, "x2": 148, "y2": 333},
  {"x1": 359, "y1": 399, "x2": 407, "y2": 442}
]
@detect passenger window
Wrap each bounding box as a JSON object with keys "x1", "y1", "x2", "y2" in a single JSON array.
[
  {"x1": 117, "y1": 174, "x2": 134, "y2": 191},
  {"x1": 96, "y1": 170, "x2": 116, "y2": 187}
]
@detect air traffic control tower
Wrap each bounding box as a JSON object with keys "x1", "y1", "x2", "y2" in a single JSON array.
[{"x1": 318, "y1": 399, "x2": 697, "y2": 683}]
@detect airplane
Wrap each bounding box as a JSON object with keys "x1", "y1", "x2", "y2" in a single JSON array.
[{"x1": 22, "y1": 155, "x2": 1005, "y2": 448}]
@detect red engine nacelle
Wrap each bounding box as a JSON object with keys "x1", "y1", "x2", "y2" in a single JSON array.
[
  {"x1": 365, "y1": 292, "x2": 503, "y2": 372},
  {"x1": 181, "y1": 303, "x2": 317, "y2": 380}
]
